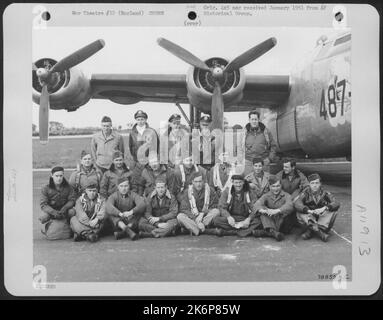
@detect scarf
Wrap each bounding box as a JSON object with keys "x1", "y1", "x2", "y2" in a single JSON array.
[
  {"x1": 227, "y1": 188, "x2": 251, "y2": 214},
  {"x1": 80, "y1": 193, "x2": 103, "y2": 220},
  {"x1": 213, "y1": 163, "x2": 234, "y2": 191},
  {"x1": 188, "y1": 183, "x2": 210, "y2": 216},
  {"x1": 180, "y1": 164, "x2": 199, "y2": 192}
]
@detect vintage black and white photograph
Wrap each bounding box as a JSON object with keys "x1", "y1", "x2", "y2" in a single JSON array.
[
  {"x1": 3, "y1": 3, "x2": 380, "y2": 296},
  {"x1": 30, "y1": 25, "x2": 353, "y2": 283}
]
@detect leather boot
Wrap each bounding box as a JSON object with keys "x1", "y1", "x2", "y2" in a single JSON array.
[
  {"x1": 252, "y1": 229, "x2": 269, "y2": 238},
  {"x1": 86, "y1": 232, "x2": 98, "y2": 243},
  {"x1": 313, "y1": 229, "x2": 329, "y2": 242},
  {"x1": 114, "y1": 230, "x2": 126, "y2": 240},
  {"x1": 125, "y1": 227, "x2": 139, "y2": 241},
  {"x1": 203, "y1": 228, "x2": 223, "y2": 237},
  {"x1": 139, "y1": 231, "x2": 155, "y2": 238},
  {"x1": 268, "y1": 229, "x2": 284, "y2": 241},
  {"x1": 301, "y1": 228, "x2": 313, "y2": 240},
  {"x1": 221, "y1": 229, "x2": 238, "y2": 236}
]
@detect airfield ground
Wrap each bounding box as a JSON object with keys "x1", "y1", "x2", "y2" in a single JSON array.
[{"x1": 33, "y1": 167, "x2": 352, "y2": 283}]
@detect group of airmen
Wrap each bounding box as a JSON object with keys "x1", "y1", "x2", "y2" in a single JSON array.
[{"x1": 39, "y1": 110, "x2": 340, "y2": 243}]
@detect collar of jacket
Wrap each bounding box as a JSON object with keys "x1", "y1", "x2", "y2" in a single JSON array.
[
  {"x1": 49, "y1": 177, "x2": 69, "y2": 190},
  {"x1": 307, "y1": 187, "x2": 325, "y2": 198},
  {"x1": 78, "y1": 164, "x2": 96, "y2": 174},
  {"x1": 150, "y1": 189, "x2": 171, "y2": 199},
  {"x1": 268, "y1": 190, "x2": 286, "y2": 200},
  {"x1": 146, "y1": 164, "x2": 167, "y2": 174},
  {"x1": 132, "y1": 123, "x2": 149, "y2": 133},
  {"x1": 281, "y1": 169, "x2": 300, "y2": 180},
  {"x1": 245, "y1": 122, "x2": 265, "y2": 133},
  {"x1": 109, "y1": 162, "x2": 129, "y2": 173},
  {"x1": 99, "y1": 130, "x2": 117, "y2": 141},
  {"x1": 118, "y1": 190, "x2": 131, "y2": 198}
]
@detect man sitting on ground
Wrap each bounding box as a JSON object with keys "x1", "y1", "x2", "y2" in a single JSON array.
[
  {"x1": 177, "y1": 172, "x2": 220, "y2": 236},
  {"x1": 106, "y1": 176, "x2": 146, "y2": 241},
  {"x1": 70, "y1": 182, "x2": 107, "y2": 243},
  {"x1": 138, "y1": 177, "x2": 179, "y2": 238},
  {"x1": 254, "y1": 175, "x2": 294, "y2": 241},
  {"x1": 294, "y1": 173, "x2": 340, "y2": 242},
  {"x1": 212, "y1": 174, "x2": 263, "y2": 237}
]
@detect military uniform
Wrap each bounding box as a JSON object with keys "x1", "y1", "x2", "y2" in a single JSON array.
[
  {"x1": 276, "y1": 169, "x2": 309, "y2": 200},
  {"x1": 294, "y1": 187, "x2": 340, "y2": 233},
  {"x1": 138, "y1": 189, "x2": 179, "y2": 237},
  {"x1": 173, "y1": 163, "x2": 207, "y2": 202},
  {"x1": 245, "y1": 171, "x2": 270, "y2": 198},
  {"x1": 208, "y1": 163, "x2": 234, "y2": 198},
  {"x1": 254, "y1": 190, "x2": 294, "y2": 232},
  {"x1": 68, "y1": 165, "x2": 102, "y2": 198},
  {"x1": 213, "y1": 184, "x2": 261, "y2": 237},
  {"x1": 141, "y1": 164, "x2": 176, "y2": 197},
  {"x1": 70, "y1": 192, "x2": 106, "y2": 238},
  {"x1": 106, "y1": 189, "x2": 146, "y2": 232},
  {"x1": 177, "y1": 184, "x2": 220, "y2": 235}
]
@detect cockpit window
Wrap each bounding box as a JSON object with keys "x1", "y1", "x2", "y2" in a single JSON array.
[{"x1": 334, "y1": 34, "x2": 351, "y2": 46}]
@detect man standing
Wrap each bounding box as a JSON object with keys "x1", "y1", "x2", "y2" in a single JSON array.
[
  {"x1": 243, "y1": 110, "x2": 277, "y2": 175},
  {"x1": 160, "y1": 113, "x2": 190, "y2": 168},
  {"x1": 106, "y1": 176, "x2": 146, "y2": 240},
  {"x1": 39, "y1": 166, "x2": 76, "y2": 240},
  {"x1": 245, "y1": 158, "x2": 270, "y2": 198},
  {"x1": 70, "y1": 182, "x2": 107, "y2": 243},
  {"x1": 138, "y1": 177, "x2": 179, "y2": 238},
  {"x1": 100, "y1": 151, "x2": 140, "y2": 199},
  {"x1": 91, "y1": 116, "x2": 125, "y2": 174},
  {"x1": 140, "y1": 156, "x2": 175, "y2": 197},
  {"x1": 294, "y1": 174, "x2": 340, "y2": 242},
  {"x1": 212, "y1": 175, "x2": 263, "y2": 237},
  {"x1": 173, "y1": 155, "x2": 206, "y2": 202},
  {"x1": 128, "y1": 110, "x2": 159, "y2": 168},
  {"x1": 69, "y1": 150, "x2": 102, "y2": 198},
  {"x1": 193, "y1": 115, "x2": 216, "y2": 172},
  {"x1": 254, "y1": 175, "x2": 294, "y2": 241},
  {"x1": 177, "y1": 172, "x2": 220, "y2": 236}
]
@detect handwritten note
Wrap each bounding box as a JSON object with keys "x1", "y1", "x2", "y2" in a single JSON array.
[{"x1": 357, "y1": 204, "x2": 371, "y2": 256}]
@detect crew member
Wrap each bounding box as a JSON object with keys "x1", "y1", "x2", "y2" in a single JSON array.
[
  {"x1": 245, "y1": 158, "x2": 270, "y2": 198},
  {"x1": 100, "y1": 151, "x2": 140, "y2": 199},
  {"x1": 254, "y1": 175, "x2": 294, "y2": 241},
  {"x1": 140, "y1": 156, "x2": 175, "y2": 197},
  {"x1": 69, "y1": 150, "x2": 102, "y2": 198},
  {"x1": 106, "y1": 176, "x2": 146, "y2": 240},
  {"x1": 242, "y1": 110, "x2": 277, "y2": 175},
  {"x1": 91, "y1": 116, "x2": 125, "y2": 174},
  {"x1": 138, "y1": 177, "x2": 179, "y2": 238},
  {"x1": 173, "y1": 154, "x2": 207, "y2": 202},
  {"x1": 212, "y1": 174, "x2": 263, "y2": 237},
  {"x1": 39, "y1": 166, "x2": 76, "y2": 240},
  {"x1": 70, "y1": 181, "x2": 107, "y2": 243},
  {"x1": 177, "y1": 172, "x2": 220, "y2": 236},
  {"x1": 128, "y1": 110, "x2": 159, "y2": 169},
  {"x1": 294, "y1": 173, "x2": 340, "y2": 242},
  {"x1": 208, "y1": 152, "x2": 236, "y2": 198}
]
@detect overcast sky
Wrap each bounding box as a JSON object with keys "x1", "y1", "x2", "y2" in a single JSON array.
[{"x1": 32, "y1": 27, "x2": 334, "y2": 129}]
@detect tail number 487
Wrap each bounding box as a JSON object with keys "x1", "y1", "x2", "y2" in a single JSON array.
[{"x1": 320, "y1": 78, "x2": 348, "y2": 120}]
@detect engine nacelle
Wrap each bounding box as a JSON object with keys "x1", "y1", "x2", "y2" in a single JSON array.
[
  {"x1": 32, "y1": 58, "x2": 92, "y2": 111},
  {"x1": 186, "y1": 57, "x2": 246, "y2": 113}
]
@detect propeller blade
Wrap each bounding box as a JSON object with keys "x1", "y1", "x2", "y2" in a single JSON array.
[
  {"x1": 39, "y1": 85, "x2": 50, "y2": 144},
  {"x1": 224, "y1": 37, "x2": 277, "y2": 73},
  {"x1": 157, "y1": 37, "x2": 210, "y2": 71},
  {"x1": 50, "y1": 39, "x2": 105, "y2": 73},
  {"x1": 211, "y1": 82, "x2": 224, "y2": 131}
]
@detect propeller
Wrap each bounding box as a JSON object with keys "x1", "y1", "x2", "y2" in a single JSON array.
[
  {"x1": 34, "y1": 39, "x2": 105, "y2": 143},
  {"x1": 157, "y1": 37, "x2": 277, "y2": 130}
]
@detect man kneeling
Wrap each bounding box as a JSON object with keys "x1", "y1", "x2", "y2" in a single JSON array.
[
  {"x1": 294, "y1": 173, "x2": 340, "y2": 242},
  {"x1": 138, "y1": 177, "x2": 179, "y2": 238},
  {"x1": 254, "y1": 175, "x2": 294, "y2": 241},
  {"x1": 70, "y1": 182, "x2": 106, "y2": 242},
  {"x1": 177, "y1": 172, "x2": 220, "y2": 236},
  {"x1": 213, "y1": 175, "x2": 263, "y2": 237},
  {"x1": 106, "y1": 176, "x2": 146, "y2": 240}
]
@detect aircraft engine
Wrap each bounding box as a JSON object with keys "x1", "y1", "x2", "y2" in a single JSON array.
[
  {"x1": 32, "y1": 58, "x2": 91, "y2": 112},
  {"x1": 185, "y1": 57, "x2": 246, "y2": 113}
]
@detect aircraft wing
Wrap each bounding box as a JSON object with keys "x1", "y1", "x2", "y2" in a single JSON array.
[
  {"x1": 90, "y1": 73, "x2": 290, "y2": 109},
  {"x1": 90, "y1": 74, "x2": 189, "y2": 105},
  {"x1": 233, "y1": 75, "x2": 290, "y2": 111}
]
